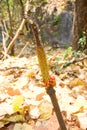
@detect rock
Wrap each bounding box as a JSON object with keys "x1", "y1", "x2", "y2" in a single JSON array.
[{"x1": 57, "y1": 11, "x2": 73, "y2": 47}]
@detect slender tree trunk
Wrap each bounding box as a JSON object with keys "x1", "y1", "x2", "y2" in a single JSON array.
[
  {"x1": 19, "y1": 0, "x2": 24, "y2": 19},
  {"x1": 72, "y1": 0, "x2": 87, "y2": 50},
  {"x1": 6, "y1": 0, "x2": 29, "y2": 54},
  {"x1": 19, "y1": 0, "x2": 29, "y2": 31},
  {"x1": 6, "y1": 0, "x2": 14, "y2": 55}
]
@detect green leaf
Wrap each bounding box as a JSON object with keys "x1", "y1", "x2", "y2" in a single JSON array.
[{"x1": 56, "y1": 58, "x2": 62, "y2": 61}]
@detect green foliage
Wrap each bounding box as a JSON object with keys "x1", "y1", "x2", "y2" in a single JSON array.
[
  {"x1": 63, "y1": 46, "x2": 82, "y2": 60},
  {"x1": 72, "y1": 50, "x2": 82, "y2": 58},
  {"x1": 54, "y1": 31, "x2": 59, "y2": 37},
  {"x1": 63, "y1": 31, "x2": 86, "y2": 60},
  {"x1": 53, "y1": 15, "x2": 60, "y2": 25},
  {"x1": 56, "y1": 57, "x2": 63, "y2": 61},
  {"x1": 1, "y1": 0, "x2": 6, "y2": 6},
  {"x1": 78, "y1": 31, "x2": 86, "y2": 50},
  {"x1": 63, "y1": 46, "x2": 72, "y2": 60}
]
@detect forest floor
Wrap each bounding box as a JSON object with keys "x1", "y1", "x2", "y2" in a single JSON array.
[
  {"x1": 0, "y1": 0, "x2": 87, "y2": 130},
  {"x1": 0, "y1": 44, "x2": 87, "y2": 130}
]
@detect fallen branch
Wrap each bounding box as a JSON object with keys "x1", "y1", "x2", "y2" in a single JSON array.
[
  {"x1": 0, "y1": 66, "x2": 28, "y2": 71},
  {"x1": 63, "y1": 56, "x2": 87, "y2": 68}
]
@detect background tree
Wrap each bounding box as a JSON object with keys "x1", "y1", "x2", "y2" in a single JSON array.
[
  {"x1": 72, "y1": 0, "x2": 87, "y2": 50},
  {"x1": 6, "y1": 0, "x2": 14, "y2": 55}
]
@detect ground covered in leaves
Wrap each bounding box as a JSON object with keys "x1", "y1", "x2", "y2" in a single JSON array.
[{"x1": 0, "y1": 46, "x2": 87, "y2": 130}]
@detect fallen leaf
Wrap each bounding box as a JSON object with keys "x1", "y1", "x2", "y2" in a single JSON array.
[
  {"x1": 47, "y1": 113, "x2": 59, "y2": 130},
  {"x1": 69, "y1": 78, "x2": 86, "y2": 88},
  {"x1": 26, "y1": 70, "x2": 36, "y2": 78},
  {"x1": 83, "y1": 59, "x2": 87, "y2": 67},
  {"x1": 13, "y1": 123, "x2": 34, "y2": 130},
  {"x1": 34, "y1": 126, "x2": 48, "y2": 130},
  {"x1": 23, "y1": 123, "x2": 34, "y2": 130},
  {"x1": 2, "y1": 114, "x2": 24, "y2": 122},
  {"x1": 78, "y1": 113, "x2": 87, "y2": 129},
  {"x1": 39, "y1": 100, "x2": 52, "y2": 120},
  {"x1": 59, "y1": 73, "x2": 68, "y2": 80},
  {"x1": 12, "y1": 95, "x2": 24, "y2": 112},
  {"x1": 0, "y1": 103, "x2": 14, "y2": 117},
  {"x1": 0, "y1": 121, "x2": 4, "y2": 128},
  {"x1": 36, "y1": 93, "x2": 44, "y2": 101},
  {"x1": 29, "y1": 107, "x2": 40, "y2": 119},
  {"x1": 6, "y1": 87, "x2": 20, "y2": 96}
]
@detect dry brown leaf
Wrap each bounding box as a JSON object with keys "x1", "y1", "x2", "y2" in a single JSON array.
[
  {"x1": 29, "y1": 106, "x2": 40, "y2": 119},
  {"x1": 39, "y1": 100, "x2": 52, "y2": 120},
  {"x1": 59, "y1": 73, "x2": 68, "y2": 80},
  {"x1": 3, "y1": 70, "x2": 15, "y2": 76},
  {"x1": 36, "y1": 93, "x2": 44, "y2": 101},
  {"x1": 2, "y1": 114, "x2": 24, "y2": 123},
  {"x1": 23, "y1": 123, "x2": 34, "y2": 130},
  {"x1": 0, "y1": 121, "x2": 4, "y2": 128},
  {"x1": 69, "y1": 78, "x2": 86, "y2": 88},
  {"x1": 46, "y1": 113, "x2": 59, "y2": 130},
  {"x1": 83, "y1": 59, "x2": 87, "y2": 67},
  {"x1": 6, "y1": 87, "x2": 20, "y2": 96},
  {"x1": 13, "y1": 77, "x2": 29, "y2": 89},
  {"x1": 71, "y1": 65, "x2": 81, "y2": 73},
  {"x1": 78, "y1": 114, "x2": 87, "y2": 129},
  {"x1": 0, "y1": 103, "x2": 14, "y2": 117},
  {"x1": 13, "y1": 123, "x2": 34, "y2": 130},
  {"x1": 69, "y1": 97, "x2": 87, "y2": 115},
  {"x1": 72, "y1": 106, "x2": 84, "y2": 115},
  {"x1": 26, "y1": 70, "x2": 36, "y2": 78}
]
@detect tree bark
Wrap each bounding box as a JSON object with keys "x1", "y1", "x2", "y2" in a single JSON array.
[{"x1": 72, "y1": 0, "x2": 87, "y2": 50}]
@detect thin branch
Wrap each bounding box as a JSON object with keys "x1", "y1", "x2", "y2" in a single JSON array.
[
  {"x1": 0, "y1": 66, "x2": 28, "y2": 71},
  {"x1": 6, "y1": 19, "x2": 26, "y2": 54},
  {"x1": 63, "y1": 56, "x2": 87, "y2": 68},
  {"x1": 17, "y1": 42, "x2": 29, "y2": 57},
  {"x1": 6, "y1": 0, "x2": 30, "y2": 54},
  {"x1": 2, "y1": 31, "x2": 10, "y2": 58}
]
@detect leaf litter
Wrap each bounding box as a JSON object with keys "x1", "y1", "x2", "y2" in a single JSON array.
[{"x1": 0, "y1": 47, "x2": 87, "y2": 130}]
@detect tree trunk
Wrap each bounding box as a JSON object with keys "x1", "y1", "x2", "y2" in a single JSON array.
[
  {"x1": 19, "y1": 0, "x2": 30, "y2": 31},
  {"x1": 6, "y1": 0, "x2": 14, "y2": 55},
  {"x1": 72, "y1": 0, "x2": 87, "y2": 50},
  {"x1": 19, "y1": 0, "x2": 24, "y2": 19}
]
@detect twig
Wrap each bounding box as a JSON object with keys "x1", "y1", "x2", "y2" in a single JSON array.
[
  {"x1": 1, "y1": 20, "x2": 8, "y2": 34},
  {"x1": 63, "y1": 56, "x2": 87, "y2": 68},
  {"x1": 0, "y1": 66, "x2": 28, "y2": 71},
  {"x1": 2, "y1": 31, "x2": 7, "y2": 53},
  {"x1": 17, "y1": 42, "x2": 29, "y2": 58}
]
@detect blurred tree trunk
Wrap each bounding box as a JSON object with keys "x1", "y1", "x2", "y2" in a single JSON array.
[
  {"x1": 19, "y1": 0, "x2": 24, "y2": 19},
  {"x1": 19, "y1": 0, "x2": 30, "y2": 31},
  {"x1": 72, "y1": 0, "x2": 87, "y2": 50},
  {"x1": 6, "y1": 0, "x2": 14, "y2": 55}
]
